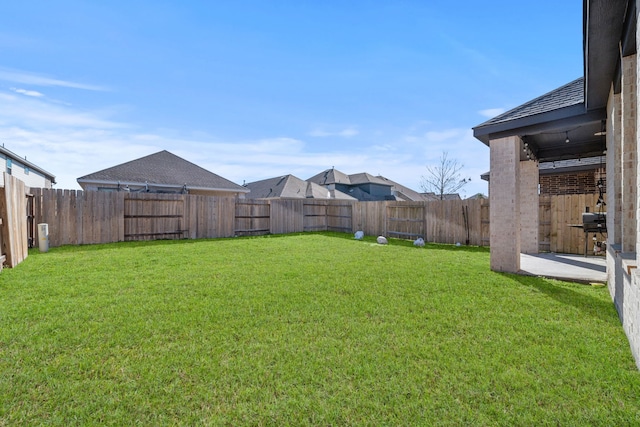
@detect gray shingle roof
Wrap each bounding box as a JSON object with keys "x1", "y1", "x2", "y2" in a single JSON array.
[
  {"x1": 376, "y1": 175, "x2": 428, "y2": 201},
  {"x1": 307, "y1": 168, "x2": 352, "y2": 185},
  {"x1": 77, "y1": 150, "x2": 247, "y2": 192},
  {"x1": 307, "y1": 168, "x2": 392, "y2": 187},
  {"x1": 244, "y1": 174, "x2": 356, "y2": 200},
  {"x1": 476, "y1": 77, "x2": 584, "y2": 128},
  {"x1": 348, "y1": 172, "x2": 391, "y2": 186},
  {"x1": 244, "y1": 175, "x2": 309, "y2": 198}
]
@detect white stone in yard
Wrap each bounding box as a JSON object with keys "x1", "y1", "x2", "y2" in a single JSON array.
[{"x1": 377, "y1": 236, "x2": 388, "y2": 245}]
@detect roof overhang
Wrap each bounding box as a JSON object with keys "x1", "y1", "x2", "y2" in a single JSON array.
[
  {"x1": 0, "y1": 146, "x2": 56, "y2": 183},
  {"x1": 584, "y1": 0, "x2": 630, "y2": 109},
  {"x1": 473, "y1": 102, "x2": 606, "y2": 163},
  {"x1": 473, "y1": 0, "x2": 634, "y2": 163}
]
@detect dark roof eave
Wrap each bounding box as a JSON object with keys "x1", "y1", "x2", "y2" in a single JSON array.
[
  {"x1": 583, "y1": 0, "x2": 629, "y2": 110},
  {"x1": 473, "y1": 103, "x2": 605, "y2": 145}
]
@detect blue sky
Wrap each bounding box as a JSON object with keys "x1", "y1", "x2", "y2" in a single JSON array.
[{"x1": 0, "y1": 1, "x2": 583, "y2": 196}]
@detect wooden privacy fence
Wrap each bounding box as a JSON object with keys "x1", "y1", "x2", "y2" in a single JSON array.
[
  {"x1": 28, "y1": 188, "x2": 603, "y2": 255},
  {"x1": 539, "y1": 193, "x2": 603, "y2": 255},
  {"x1": 30, "y1": 189, "x2": 490, "y2": 248}
]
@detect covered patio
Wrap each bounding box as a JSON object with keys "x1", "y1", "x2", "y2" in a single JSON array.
[
  {"x1": 474, "y1": 0, "x2": 640, "y2": 369},
  {"x1": 519, "y1": 252, "x2": 607, "y2": 284},
  {"x1": 473, "y1": 76, "x2": 608, "y2": 274}
]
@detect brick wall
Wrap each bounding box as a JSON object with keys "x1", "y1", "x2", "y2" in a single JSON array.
[{"x1": 539, "y1": 168, "x2": 605, "y2": 195}]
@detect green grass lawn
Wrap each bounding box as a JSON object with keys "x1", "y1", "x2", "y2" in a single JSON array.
[{"x1": 1, "y1": 232, "x2": 639, "y2": 425}]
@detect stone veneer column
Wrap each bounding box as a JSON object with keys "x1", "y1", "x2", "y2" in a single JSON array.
[
  {"x1": 607, "y1": 88, "x2": 622, "y2": 245},
  {"x1": 519, "y1": 159, "x2": 539, "y2": 254},
  {"x1": 489, "y1": 136, "x2": 521, "y2": 272},
  {"x1": 622, "y1": 53, "x2": 638, "y2": 253}
]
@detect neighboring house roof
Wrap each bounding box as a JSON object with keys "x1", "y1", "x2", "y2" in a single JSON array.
[
  {"x1": 307, "y1": 168, "x2": 392, "y2": 187},
  {"x1": 308, "y1": 168, "x2": 427, "y2": 201},
  {"x1": 376, "y1": 175, "x2": 428, "y2": 201},
  {"x1": 348, "y1": 172, "x2": 391, "y2": 186},
  {"x1": 307, "y1": 168, "x2": 352, "y2": 185},
  {"x1": 466, "y1": 193, "x2": 487, "y2": 200},
  {"x1": 0, "y1": 145, "x2": 56, "y2": 184},
  {"x1": 244, "y1": 174, "x2": 356, "y2": 200},
  {"x1": 77, "y1": 150, "x2": 248, "y2": 193}
]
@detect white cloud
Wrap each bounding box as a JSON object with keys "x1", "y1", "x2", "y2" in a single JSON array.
[
  {"x1": 478, "y1": 108, "x2": 506, "y2": 118},
  {"x1": 308, "y1": 126, "x2": 359, "y2": 138},
  {"x1": 424, "y1": 129, "x2": 466, "y2": 143},
  {"x1": 0, "y1": 67, "x2": 107, "y2": 91},
  {"x1": 0, "y1": 85, "x2": 488, "y2": 197},
  {"x1": 11, "y1": 87, "x2": 44, "y2": 97},
  {"x1": 0, "y1": 93, "x2": 126, "y2": 129}
]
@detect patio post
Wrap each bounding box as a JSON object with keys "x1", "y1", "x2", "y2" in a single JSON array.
[
  {"x1": 606, "y1": 87, "x2": 622, "y2": 245},
  {"x1": 520, "y1": 159, "x2": 539, "y2": 254},
  {"x1": 489, "y1": 135, "x2": 521, "y2": 273},
  {"x1": 621, "y1": 53, "x2": 637, "y2": 254}
]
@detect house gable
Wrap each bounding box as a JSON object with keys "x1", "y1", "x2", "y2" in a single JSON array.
[{"x1": 77, "y1": 150, "x2": 248, "y2": 195}]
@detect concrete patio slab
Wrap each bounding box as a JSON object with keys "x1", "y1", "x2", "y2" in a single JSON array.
[{"x1": 519, "y1": 253, "x2": 607, "y2": 284}]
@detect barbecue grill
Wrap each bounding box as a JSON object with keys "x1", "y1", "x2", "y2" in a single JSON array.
[
  {"x1": 582, "y1": 212, "x2": 606, "y2": 232},
  {"x1": 572, "y1": 212, "x2": 606, "y2": 256}
]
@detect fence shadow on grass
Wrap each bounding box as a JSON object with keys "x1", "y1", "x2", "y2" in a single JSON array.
[{"x1": 507, "y1": 273, "x2": 619, "y2": 326}]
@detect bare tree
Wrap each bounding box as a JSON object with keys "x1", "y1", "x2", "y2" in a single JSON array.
[{"x1": 420, "y1": 151, "x2": 470, "y2": 199}]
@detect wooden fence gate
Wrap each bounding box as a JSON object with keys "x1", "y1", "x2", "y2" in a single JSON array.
[
  {"x1": 303, "y1": 200, "x2": 353, "y2": 233},
  {"x1": 235, "y1": 199, "x2": 270, "y2": 236},
  {"x1": 124, "y1": 193, "x2": 186, "y2": 241},
  {"x1": 386, "y1": 203, "x2": 425, "y2": 239}
]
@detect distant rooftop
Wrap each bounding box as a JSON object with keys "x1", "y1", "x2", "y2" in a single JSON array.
[
  {"x1": 243, "y1": 174, "x2": 355, "y2": 200},
  {"x1": 77, "y1": 150, "x2": 248, "y2": 192}
]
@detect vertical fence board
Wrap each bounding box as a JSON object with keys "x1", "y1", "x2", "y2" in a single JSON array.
[
  {"x1": 219, "y1": 197, "x2": 236, "y2": 237},
  {"x1": 539, "y1": 195, "x2": 551, "y2": 252}
]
